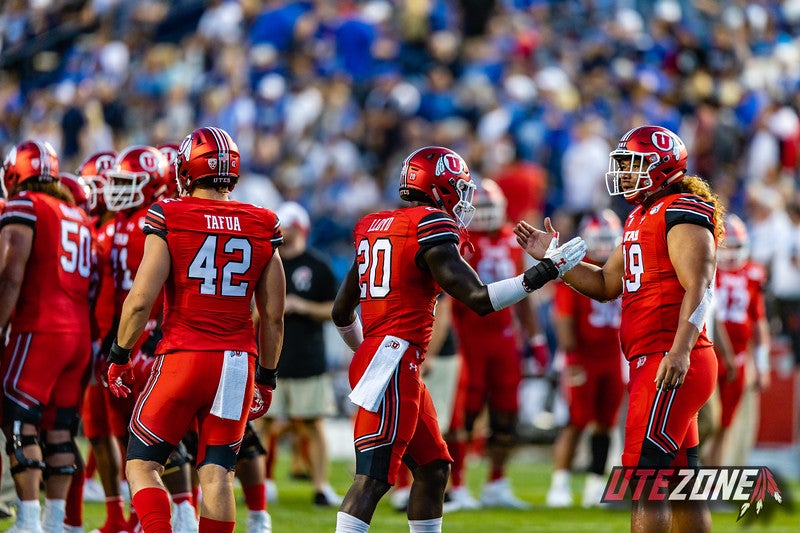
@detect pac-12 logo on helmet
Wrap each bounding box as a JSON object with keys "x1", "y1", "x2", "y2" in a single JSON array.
[
  {"x1": 104, "y1": 145, "x2": 169, "y2": 212},
  {"x1": 399, "y1": 146, "x2": 476, "y2": 228}
]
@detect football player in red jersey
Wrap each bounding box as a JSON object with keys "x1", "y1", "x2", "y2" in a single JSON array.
[
  {"x1": 546, "y1": 209, "x2": 624, "y2": 508},
  {"x1": 104, "y1": 145, "x2": 201, "y2": 531},
  {"x1": 705, "y1": 214, "x2": 770, "y2": 467},
  {"x1": 78, "y1": 151, "x2": 136, "y2": 533},
  {"x1": 331, "y1": 146, "x2": 586, "y2": 533},
  {"x1": 448, "y1": 178, "x2": 535, "y2": 510},
  {"x1": 517, "y1": 125, "x2": 724, "y2": 533},
  {"x1": 106, "y1": 126, "x2": 285, "y2": 533},
  {"x1": 0, "y1": 141, "x2": 93, "y2": 533}
]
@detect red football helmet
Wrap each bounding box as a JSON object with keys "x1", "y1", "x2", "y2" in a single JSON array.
[
  {"x1": 718, "y1": 213, "x2": 750, "y2": 270},
  {"x1": 104, "y1": 145, "x2": 169, "y2": 211},
  {"x1": 78, "y1": 150, "x2": 116, "y2": 213},
  {"x1": 176, "y1": 127, "x2": 240, "y2": 194},
  {"x1": 59, "y1": 172, "x2": 91, "y2": 213},
  {"x1": 157, "y1": 142, "x2": 181, "y2": 197},
  {"x1": 578, "y1": 209, "x2": 622, "y2": 263},
  {"x1": 1, "y1": 140, "x2": 59, "y2": 197},
  {"x1": 470, "y1": 177, "x2": 507, "y2": 232},
  {"x1": 606, "y1": 125, "x2": 688, "y2": 204},
  {"x1": 399, "y1": 146, "x2": 476, "y2": 228}
]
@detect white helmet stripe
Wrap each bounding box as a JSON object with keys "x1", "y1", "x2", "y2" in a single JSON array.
[{"x1": 207, "y1": 126, "x2": 230, "y2": 176}]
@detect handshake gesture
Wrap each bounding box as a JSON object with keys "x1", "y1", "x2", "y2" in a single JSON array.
[{"x1": 515, "y1": 218, "x2": 586, "y2": 277}]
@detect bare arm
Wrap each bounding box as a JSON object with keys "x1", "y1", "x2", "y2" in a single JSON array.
[
  {"x1": 0, "y1": 224, "x2": 33, "y2": 329},
  {"x1": 560, "y1": 246, "x2": 625, "y2": 302},
  {"x1": 654, "y1": 223, "x2": 717, "y2": 390},
  {"x1": 553, "y1": 313, "x2": 576, "y2": 354},
  {"x1": 254, "y1": 251, "x2": 285, "y2": 370},
  {"x1": 423, "y1": 242, "x2": 496, "y2": 316},
  {"x1": 426, "y1": 294, "x2": 453, "y2": 366},
  {"x1": 117, "y1": 235, "x2": 171, "y2": 349}
]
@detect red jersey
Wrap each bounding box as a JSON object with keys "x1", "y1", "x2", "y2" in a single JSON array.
[
  {"x1": 553, "y1": 279, "x2": 621, "y2": 361},
  {"x1": 1, "y1": 191, "x2": 92, "y2": 333},
  {"x1": 142, "y1": 196, "x2": 283, "y2": 354},
  {"x1": 715, "y1": 260, "x2": 767, "y2": 355},
  {"x1": 353, "y1": 206, "x2": 460, "y2": 351},
  {"x1": 451, "y1": 225, "x2": 521, "y2": 331},
  {"x1": 620, "y1": 193, "x2": 716, "y2": 359},
  {"x1": 92, "y1": 216, "x2": 116, "y2": 340},
  {"x1": 111, "y1": 206, "x2": 151, "y2": 313}
]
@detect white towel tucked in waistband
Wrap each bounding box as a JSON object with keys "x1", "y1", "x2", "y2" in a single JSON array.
[
  {"x1": 211, "y1": 350, "x2": 249, "y2": 420},
  {"x1": 348, "y1": 335, "x2": 409, "y2": 412}
]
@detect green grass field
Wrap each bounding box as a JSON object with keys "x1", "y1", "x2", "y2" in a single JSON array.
[{"x1": 1, "y1": 450, "x2": 798, "y2": 532}]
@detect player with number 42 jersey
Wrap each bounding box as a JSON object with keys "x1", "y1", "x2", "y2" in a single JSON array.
[{"x1": 144, "y1": 196, "x2": 283, "y2": 354}]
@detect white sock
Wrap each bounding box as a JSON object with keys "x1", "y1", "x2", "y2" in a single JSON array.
[
  {"x1": 408, "y1": 517, "x2": 443, "y2": 533},
  {"x1": 17, "y1": 499, "x2": 42, "y2": 526},
  {"x1": 335, "y1": 512, "x2": 370, "y2": 533},
  {"x1": 42, "y1": 498, "x2": 66, "y2": 532},
  {"x1": 551, "y1": 469, "x2": 570, "y2": 489}
]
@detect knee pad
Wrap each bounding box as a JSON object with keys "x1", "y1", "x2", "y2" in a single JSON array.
[
  {"x1": 488, "y1": 416, "x2": 517, "y2": 448},
  {"x1": 6, "y1": 432, "x2": 46, "y2": 475},
  {"x1": 237, "y1": 422, "x2": 267, "y2": 462},
  {"x1": 43, "y1": 439, "x2": 79, "y2": 478},
  {"x1": 126, "y1": 432, "x2": 174, "y2": 466},
  {"x1": 53, "y1": 407, "x2": 80, "y2": 434},
  {"x1": 638, "y1": 439, "x2": 676, "y2": 469},
  {"x1": 200, "y1": 444, "x2": 238, "y2": 471},
  {"x1": 163, "y1": 441, "x2": 192, "y2": 475}
]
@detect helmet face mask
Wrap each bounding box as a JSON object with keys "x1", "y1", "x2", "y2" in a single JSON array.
[
  {"x1": 470, "y1": 177, "x2": 506, "y2": 232},
  {"x1": 579, "y1": 209, "x2": 622, "y2": 263},
  {"x1": 104, "y1": 146, "x2": 168, "y2": 212},
  {"x1": 78, "y1": 151, "x2": 116, "y2": 213},
  {"x1": 399, "y1": 146, "x2": 476, "y2": 228},
  {"x1": 605, "y1": 126, "x2": 687, "y2": 204}
]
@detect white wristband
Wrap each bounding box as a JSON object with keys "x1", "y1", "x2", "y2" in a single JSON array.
[
  {"x1": 487, "y1": 274, "x2": 529, "y2": 312},
  {"x1": 755, "y1": 344, "x2": 770, "y2": 372},
  {"x1": 336, "y1": 316, "x2": 364, "y2": 352}
]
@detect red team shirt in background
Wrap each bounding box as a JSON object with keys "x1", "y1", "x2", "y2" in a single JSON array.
[
  {"x1": 1, "y1": 191, "x2": 92, "y2": 417},
  {"x1": 553, "y1": 280, "x2": 624, "y2": 429},
  {"x1": 91, "y1": 217, "x2": 117, "y2": 341},
  {"x1": 714, "y1": 260, "x2": 767, "y2": 428},
  {"x1": 349, "y1": 206, "x2": 456, "y2": 484},
  {"x1": 620, "y1": 193, "x2": 718, "y2": 468},
  {"x1": 451, "y1": 225, "x2": 524, "y2": 414}
]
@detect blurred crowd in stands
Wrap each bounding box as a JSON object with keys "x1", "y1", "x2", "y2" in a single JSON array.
[{"x1": 1, "y1": 0, "x2": 799, "y2": 361}]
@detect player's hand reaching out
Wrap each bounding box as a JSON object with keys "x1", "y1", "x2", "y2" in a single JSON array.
[
  {"x1": 514, "y1": 217, "x2": 559, "y2": 260},
  {"x1": 654, "y1": 350, "x2": 690, "y2": 391}
]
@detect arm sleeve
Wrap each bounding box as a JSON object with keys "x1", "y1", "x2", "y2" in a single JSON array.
[
  {"x1": 142, "y1": 203, "x2": 168, "y2": 241},
  {"x1": 0, "y1": 196, "x2": 36, "y2": 229},
  {"x1": 664, "y1": 196, "x2": 716, "y2": 234}
]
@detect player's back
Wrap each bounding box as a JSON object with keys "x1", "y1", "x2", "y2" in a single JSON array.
[
  {"x1": 353, "y1": 206, "x2": 456, "y2": 351},
  {"x1": 144, "y1": 196, "x2": 282, "y2": 354},
  {"x1": 2, "y1": 191, "x2": 92, "y2": 333}
]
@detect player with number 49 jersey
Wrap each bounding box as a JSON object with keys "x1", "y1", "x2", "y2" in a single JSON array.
[{"x1": 143, "y1": 196, "x2": 283, "y2": 354}]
